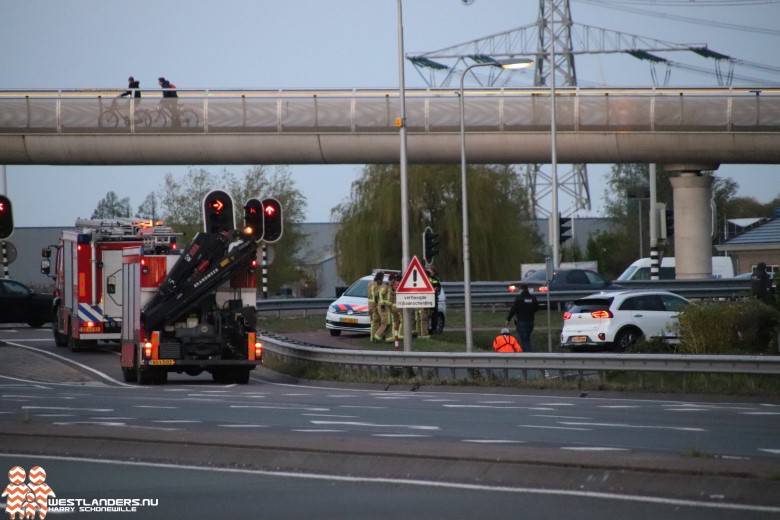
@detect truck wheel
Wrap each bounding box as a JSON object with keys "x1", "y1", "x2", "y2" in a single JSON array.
[
  {"x1": 122, "y1": 367, "x2": 138, "y2": 383},
  {"x1": 138, "y1": 368, "x2": 153, "y2": 385},
  {"x1": 53, "y1": 320, "x2": 68, "y2": 347},
  {"x1": 234, "y1": 368, "x2": 251, "y2": 385}
]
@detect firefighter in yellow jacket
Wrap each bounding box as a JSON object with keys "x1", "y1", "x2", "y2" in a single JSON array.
[
  {"x1": 386, "y1": 273, "x2": 403, "y2": 342},
  {"x1": 367, "y1": 271, "x2": 383, "y2": 341},
  {"x1": 373, "y1": 276, "x2": 392, "y2": 342}
]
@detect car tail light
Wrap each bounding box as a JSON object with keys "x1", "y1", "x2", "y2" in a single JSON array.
[
  {"x1": 538, "y1": 286, "x2": 549, "y2": 293},
  {"x1": 508, "y1": 284, "x2": 517, "y2": 292},
  {"x1": 591, "y1": 310, "x2": 613, "y2": 319},
  {"x1": 563, "y1": 311, "x2": 572, "y2": 320}
]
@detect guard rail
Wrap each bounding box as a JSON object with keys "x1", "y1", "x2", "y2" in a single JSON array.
[
  {"x1": 259, "y1": 333, "x2": 780, "y2": 378},
  {"x1": 257, "y1": 279, "x2": 752, "y2": 315}
]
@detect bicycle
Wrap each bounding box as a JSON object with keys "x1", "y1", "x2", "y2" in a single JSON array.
[
  {"x1": 98, "y1": 97, "x2": 152, "y2": 128},
  {"x1": 148, "y1": 100, "x2": 199, "y2": 128}
]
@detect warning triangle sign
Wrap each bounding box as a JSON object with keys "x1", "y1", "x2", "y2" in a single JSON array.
[{"x1": 397, "y1": 256, "x2": 435, "y2": 293}]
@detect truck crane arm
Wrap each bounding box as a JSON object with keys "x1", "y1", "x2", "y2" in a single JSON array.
[{"x1": 141, "y1": 231, "x2": 257, "y2": 332}]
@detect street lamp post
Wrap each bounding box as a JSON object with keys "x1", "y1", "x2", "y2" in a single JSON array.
[
  {"x1": 460, "y1": 59, "x2": 532, "y2": 352},
  {"x1": 396, "y1": 0, "x2": 412, "y2": 351}
]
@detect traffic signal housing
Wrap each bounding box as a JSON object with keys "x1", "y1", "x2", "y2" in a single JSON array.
[
  {"x1": 559, "y1": 213, "x2": 572, "y2": 244},
  {"x1": 243, "y1": 198, "x2": 264, "y2": 240},
  {"x1": 202, "y1": 190, "x2": 235, "y2": 234},
  {"x1": 423, "y1": 227, "x2": 440, "y2": 265},
  {"x1": 0, "y1": 195, "x2": 13, "y2": 239},
  {"x1": 261, "y1": 197, "x2": 283, "y2": 243}
]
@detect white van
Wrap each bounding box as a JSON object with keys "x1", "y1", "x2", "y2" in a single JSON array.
[{"x1": 617, "y1": 257, "x2": 735, "y2": 281}]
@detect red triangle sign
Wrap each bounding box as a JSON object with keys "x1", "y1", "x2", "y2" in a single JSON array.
[{"x1": 397, "y1": 256, "x2": 435, "y2": 293}]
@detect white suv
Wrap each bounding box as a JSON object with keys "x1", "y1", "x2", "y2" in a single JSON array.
[
  {"x1": 561, "y1": 290, "x2": 689, "y2": 351},
  {"x1": 325, "y1": 272, "x2": 446, "y2": 337}
]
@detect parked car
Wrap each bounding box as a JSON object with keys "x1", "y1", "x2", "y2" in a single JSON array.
[
  {"x1": 561, "y1": 290, "x2": 689, "y2": 352},
  {"x1": 0, "y1": 279, "x2": 53, "y2": 328},
  {"x1": 509, "y1": 269, "x2": 621, "y2": 294},
  {"x1": 325, "y1": 271, "x2": 446, "y2": 336}
]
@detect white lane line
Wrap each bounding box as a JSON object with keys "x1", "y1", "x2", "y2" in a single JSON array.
[
  {"x1": 561, "y1": 447, "x2": 630, "y2": 452},
  {"x1": 462, "y1": 439, "x2": 524, "y2": 444},
  {"x1": 231, "y1": 405, "x2": 330, "y2": 412},
  {"x1": 218, "y1": 424, "x2": 269, "y2": 428},
  {"x1": 291, "y1": 429, "x2": 345, "y2": 433},
  {"x1": 445, "y1": 405, "x2": 555, "y2": 411},
  {"x1": 531, "y1": 414, "x2": 591, "y2": 420},
  {"x1": 559, "y1": 421, "x2": 706, "y2": 432},
  {"x1": 22, "y1": 406, "x2": 113, "y2": 412},
  {"x1": 52, "y1": 421, "x2": 179, "y2": 431},
  {"x1": 598, "y1": 405, "x2": 640, "y2": 409},
  {"x1": 759, "y1": 449, "x2": 780, "y2": 455},
  {"x1": 741, "y1": 412, "x2": 780, "y2": 415},
  {"x1": 537, "y1": 403, "x2": 575, "y2": 406},
  {"x1": 135, "y1": 405, "x2": 178, "y2": 409},
  {"x1": 302, "y1": 414, "x2": 358, "y2": 418},
  {"x1": 310, "y1": 421, "x2": 439, "y2": 431},
  {"x1": 152, "y1": 420, "x2": 201, "y2": 424},
  {"x1": 372, "y1": 434, "x2": 430, "y2": 438},
  {"x1": 3, "y1": 341, "x2": 131, "y2": 387},
  {"x1": 4, "y1": 453, "x2": 777, "y2": 515},
  {"x1": 519, "y1": 425, "x2": 591, "y2": 431}
]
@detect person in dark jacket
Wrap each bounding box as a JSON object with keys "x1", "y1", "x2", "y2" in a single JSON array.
[
  {"x1": 120, "y1": 76, "x2": 141, "y2": 98},
  {"x1": 506, "y1": 284, "x2": 539, "y2": 352},
  {"x1": 751, "y1": 262, "x2": 772, "y2": 303},
  {"x1": 158, "y1": 77, "x2": 179, "y2": 126}
]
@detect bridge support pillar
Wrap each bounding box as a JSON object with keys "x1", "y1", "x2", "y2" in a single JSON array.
[{"x1": 667, "y1": 164, "x2": 717, "y2": 280}]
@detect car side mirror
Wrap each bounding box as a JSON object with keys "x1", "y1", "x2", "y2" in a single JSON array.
[{"x1": 41, "y1": 259, "x2": 50, "y2": 275}]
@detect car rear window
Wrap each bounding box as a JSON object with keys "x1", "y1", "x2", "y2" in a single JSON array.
[{"x1": 568, "y1": 297, "x2": 613, "y2": 313}]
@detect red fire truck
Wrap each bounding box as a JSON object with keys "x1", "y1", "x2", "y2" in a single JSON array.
[
  {"x1": 41, "y1": 218, "x2": 178, "y2": 350},
  {"x1": 119, "y1": 230, "x2": 262, "y2": 385},
  {"x1": 117, "y1": 190, "x2": 276, "y2": 385}
]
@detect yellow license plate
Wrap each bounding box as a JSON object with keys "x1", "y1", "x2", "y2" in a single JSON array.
[
  {"x1": 150, "y1": 359, "x2": 175, "y2": 365},
  {"x1": 341, "y1": 317, "x2": 358, "y2": 324},
  {"x1": 80, "y1": 326, "x2": 101, "y2": 333},
  {"x1": 572, "y1": 336, "x2": 588, "y2": 343}
]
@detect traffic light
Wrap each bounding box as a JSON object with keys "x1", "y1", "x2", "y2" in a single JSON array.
[
  {"x1": 559, "y1": 213, "x2": 572, "y2": 244},
  {"x1": 261, "y1": 197, "x2": 283, "y2": 243},
  {"x1": 423, "y1": 227, "x2": 440, "y2": 264},
  {"x1": 202, "y1": 189, "x2": 235, "y2": 234},
  {"x1": 0, "y1": 195, "x2": 13, "y2": 239},
  {"x1": 243, "y1": 198, "x2": 264, "y2": 240}
]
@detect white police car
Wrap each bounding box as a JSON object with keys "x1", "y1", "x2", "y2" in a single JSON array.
[{"x1": 325, "y1": 270, "x2": 446, "y2": 336}]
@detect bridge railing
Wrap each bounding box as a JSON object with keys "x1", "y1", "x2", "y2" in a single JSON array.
[{"x1": 2, "y1": 87, "x2": 779, "y2": 134}]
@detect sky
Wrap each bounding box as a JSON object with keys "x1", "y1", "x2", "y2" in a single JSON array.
[{"x1": 2, "y1": 0, "x2": 779, "y2": 227}]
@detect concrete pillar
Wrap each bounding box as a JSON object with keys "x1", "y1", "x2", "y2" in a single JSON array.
[{"x1": 668, "y1": 165, "x2": 716, "y2": 280}]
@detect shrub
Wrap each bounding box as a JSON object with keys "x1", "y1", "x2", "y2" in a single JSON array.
[{"x1": 677, "y1": 299, "x2": 780, "y2": 354}]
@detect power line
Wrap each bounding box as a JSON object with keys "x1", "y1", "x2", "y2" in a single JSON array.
[{"x1": 577, "y1": 0, "x2": 780, "y2": 35}]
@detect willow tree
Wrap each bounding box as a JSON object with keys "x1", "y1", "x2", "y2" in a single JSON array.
[{"x1": 332, "y1": 164, "x2": 542, "y2": 282}]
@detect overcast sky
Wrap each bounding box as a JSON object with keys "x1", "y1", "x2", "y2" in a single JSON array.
[{"x1": 2, "y1": 0, "x2": 779, "y2": 226}]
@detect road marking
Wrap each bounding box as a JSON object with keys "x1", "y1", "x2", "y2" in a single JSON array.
[
  {"x1": 759, "y1": 449, "x2": 780, "y2": 455},
  {"x1": 559, "y1": 421, "x2": 706, "y2": 432},
  {"x1": 445, "y1": 405, "x2": 555, "y2": 411},
  {"x1": 291, "y1": 429, "x2": 345, "y2": 433},
  {"x1": 231, "y1": 405, "x2": 330, "y2": 412},
  {"x1": 4, "y1": 341, "x2": 131, "y2": 387},
  {"x1": 310, "y1": 420, "x2": 439, "y2": 431},
  {"x1": 741, "y1": 412, "x2": 780, "y2": 415},
  {"x1": 22, "y1": 406, "x2": 113, "y2": 412},
  {"x1": 561, "y1": 447, "x2": 630, "y2": 451},
  {"x1": 372, "y1": 434, "x2": 430, "y2": 438},
  {"x1": 152, "y1": 420, "x2": 201, "y2": 424},
  {"x1": 135, "y1": 405, "x2": 178, "y2": 409},
  {"x1": 52, "y1": 421, "x2": 178, "y2": 431},
  {"x1": 531, "y1": 414, "x2": 591, "y2": 420},
  {"x1": 4, "y1": 453, "x2": 777, "y2": 515},
  {"x1": 462, "y1": 439, "x2": 524, "y2": 444},
  {"x1": 598, "y1": 405, "x2": 640, "y2": 409},
  {"x1": 302, "y1": 413, "x2": 358, "y2": 418},
  {"x1": 519, "y1": 425, "x2": 591, "y2": 431},
  {"x1": 218, "y1": 424, "x2": 269, "y2": 428}
]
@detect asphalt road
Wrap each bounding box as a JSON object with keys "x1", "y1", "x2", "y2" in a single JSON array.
[{"x1": 2, "y1": 324, "x2": 780, "y2": 517}]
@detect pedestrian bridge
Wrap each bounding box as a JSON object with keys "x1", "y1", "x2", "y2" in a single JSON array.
[{"x1": 0, "y1": 86, "x2": 779, "y2": 166}]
